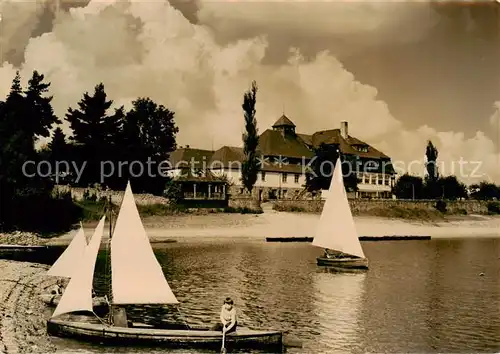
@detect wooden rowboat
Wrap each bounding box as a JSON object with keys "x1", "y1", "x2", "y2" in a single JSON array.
[{"x1": 47, "y1": 314, "x2": 283, "y2": 351}]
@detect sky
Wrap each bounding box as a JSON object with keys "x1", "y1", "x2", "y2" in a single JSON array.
[{"x1": 0, "y1": 0, "x2": 499, "y2": 183}]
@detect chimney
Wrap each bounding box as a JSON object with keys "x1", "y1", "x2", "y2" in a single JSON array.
[{"x1": 340, "y1": 121, "x2": 348, "y2": 139}]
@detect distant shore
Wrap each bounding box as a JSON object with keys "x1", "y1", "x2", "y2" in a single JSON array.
[
  {"x1": 2, "y1": 205, "x2": 499, "y2": 247},
  {"x1": 41, "y1": 208, "x2": 500, "y2": 246}
]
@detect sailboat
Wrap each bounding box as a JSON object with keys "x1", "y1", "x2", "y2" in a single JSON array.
[
  {"x1": 312, "y1": 157, "x2": 369, "y2": 270},
  {"x1": 39, "y1": 223, "x2": 108, "y2": 308},
  {"x1": 47, "y1": 181, "x2": 283, "y2": 351}
]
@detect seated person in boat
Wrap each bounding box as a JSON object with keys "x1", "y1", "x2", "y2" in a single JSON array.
[
  {"x1": 212, "y1": 297, "x2": 237, "y2": 333},
  {"x1": 324, "y1": 249, "x2": 349, "y2": 259}
]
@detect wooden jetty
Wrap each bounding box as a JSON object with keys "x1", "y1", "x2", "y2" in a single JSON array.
[{"x1": 266, "y1": 235, "x2": 431, "y2": 242}]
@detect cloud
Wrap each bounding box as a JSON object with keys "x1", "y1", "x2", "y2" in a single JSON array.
[{"x1": 0, "y1": 0, "x2": 498, "y2": 184}]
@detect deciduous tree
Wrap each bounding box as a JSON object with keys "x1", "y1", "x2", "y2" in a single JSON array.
[{"x1": 241, "y1": 81, "x2": 259, "y2": 194}]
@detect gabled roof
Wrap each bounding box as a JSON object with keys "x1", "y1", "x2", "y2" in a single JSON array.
[
  {"x1": 258, "y1": 129, "x2": 314, "y2": 159},
  {"x1": 168, "y1": 148, "x2": 214, "y2": 169},
  {"x1": 272, "y1": 114, "x2": 295, "y2": 128},
  {"x1": 210, "y1": 146, "x2": 245, "y2": 168},
  {"x1": 311, "y1": 129, "x2": 390, "y2": 159}
]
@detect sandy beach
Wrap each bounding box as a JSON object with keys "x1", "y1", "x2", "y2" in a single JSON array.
[
  {"x1": 44, "y1": 204, "x2": 500, "y2": 245},
  {"x1": 0, "y1": 260, "x2": 57, "y2": 353}
]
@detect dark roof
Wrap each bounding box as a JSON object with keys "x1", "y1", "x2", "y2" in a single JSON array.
[
  {"x1": 311, "y1": 129, "x2": 390, "y2": 159},
  {"x1": 258, "y1": 129, "x2": 314, "y2": 159},
  {"x1": 260, "y1": 163, "x2": 305, "y2": 174},
  {"x1": 168, "y1": 148, "x2": 214, "y2": 169},
  {"x1": 272, "y1": 114, "x2": 295, "y2": 128},
  {"x1": 297, "y1": 133, "x2": 313, "y2": 146},
  {"x1": 209, "y1": 146, "x2": 245, "y2": 169}
]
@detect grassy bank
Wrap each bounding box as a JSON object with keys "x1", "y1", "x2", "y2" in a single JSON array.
[
  {"x1": 75, "y1": 199, "x2": 262, "y2": 221},
  {"x1": 272, "y1": 200, "x2": 500, "y2": 220},
  {"x1": 273, "y1": 203, "x2": 448, "y2": 220}
]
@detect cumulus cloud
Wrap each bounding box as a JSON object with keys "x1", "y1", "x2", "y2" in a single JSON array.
[{"x1": 0, "y1": 0, "x2": 498, "y2": 184}]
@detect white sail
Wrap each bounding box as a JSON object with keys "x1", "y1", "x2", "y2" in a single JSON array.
[
  {"x1": 47, "y1": 223, "x2": 87, "y2": 278},
  {"x1": 312, "y1": 157, "x2": 365, "y2": 258},
  {"x1": 51, "y1": 216, "x2": 105, "y2": 318},
  {"x1": 111, "y1": 181, "x2": 179, "y2": 305}
]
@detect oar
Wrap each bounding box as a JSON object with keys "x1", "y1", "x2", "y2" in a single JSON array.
[{"x1": 221, "y1": 328, "x2": 227, "y2": 354}]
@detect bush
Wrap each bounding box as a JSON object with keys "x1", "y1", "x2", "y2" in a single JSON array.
[
  {"x1": 487, "y1": 201, "x2": 500, "y2": 214},
  {"x1": 9, "y1": 193, "x2": 82, "y2": 235},
  {"x1": 223, "y1": 206, "x2": 263, "y2": 214},
  {"x1": 455, "y1": 208, "x2": 468, "y2": 215},
  {"x1": 74, "y1": 199, "x2": 111, "y2": 221},
  {"x1": 435, "y1": 200, "x2": 447, "y2": 213}
]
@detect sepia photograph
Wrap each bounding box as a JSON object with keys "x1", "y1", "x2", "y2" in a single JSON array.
[{"x1": 0, "y1": 0, "x2": 499, "y2": 353}]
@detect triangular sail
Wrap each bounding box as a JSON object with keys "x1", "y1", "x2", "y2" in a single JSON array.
[
  {"x1": 47, "y1": 223, "x2": 87, "y2": 278},
  {"x1": 51, "y1": 216, "x2": 105, "y2": 318},
  {"x1": 312, "y1": 157, "x2": 365, "y2": 258},
  {"x1": 111, "y1": 181, "x2": 178, "y2": 305}
]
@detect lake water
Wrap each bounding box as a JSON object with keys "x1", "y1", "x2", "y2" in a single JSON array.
[{"x1": 49, "y1": 237, "x2": 500, "y2": 353}]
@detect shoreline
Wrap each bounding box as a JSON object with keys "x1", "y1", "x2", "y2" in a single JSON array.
[
  {"x1": 0, "y1": 260, "x2": 57, "y2": 353},
  {"x1": 1, "y1": 209, "x2": 499, "y2": 246},
  {"x1": 44, "y1": 211, "x2": 500, "y2": 245}
]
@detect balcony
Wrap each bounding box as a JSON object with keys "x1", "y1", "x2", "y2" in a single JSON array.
[{"x1": 183, "y1": 192, "x2": 226, "y2": 200}]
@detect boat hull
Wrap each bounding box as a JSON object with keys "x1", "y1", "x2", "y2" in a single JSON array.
[
  {"x1": 39, "y1": 294, "x2": 108, "y2": 309},
  {"x1": 316, "y1": 257, "x2": 369, "y2": 270},
  {"x1": 47, "y1": 316, "x2": 283, "y2": 351}
]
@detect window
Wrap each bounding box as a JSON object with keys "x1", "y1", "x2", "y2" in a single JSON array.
[
  {"x1": 353, "y1": 145, "x2": 368, "y2": 153},
  {"x1": 261, "y1": 171, "x2": 266, "y2": 181},
  {"x1": 384, "y1": 176, "x2": 390, "y2": 185},
  {"x1": 294, "y1": 174, "x2": 300, "y2": 183},
  {"x1": 282, "y1": 173, "x2": 287, "y2": 183}
]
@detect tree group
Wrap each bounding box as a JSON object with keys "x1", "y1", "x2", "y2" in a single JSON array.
[
  {"x1": 393, "y1": 140, "x2": 499, "y2": 201},
  {"x1": 0, "y1": 70, "x2": 179, "y2": 232}
]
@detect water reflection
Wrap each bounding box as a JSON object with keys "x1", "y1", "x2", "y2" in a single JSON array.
[
  {"x1": 47, "y1": 238, "x2": 500, "y2": 353},
  {"x1": 312, "y1": 270, "x2": 366, "y2": 353}
]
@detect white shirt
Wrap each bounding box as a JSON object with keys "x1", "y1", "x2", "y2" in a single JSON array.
[{"x1": 220, "y1": 306, "x2": 236, "y2": 324}]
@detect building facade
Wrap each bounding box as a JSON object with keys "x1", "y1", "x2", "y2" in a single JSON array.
[{"x1": 168, "y1": 116, "x2": 396, "y2": 199}]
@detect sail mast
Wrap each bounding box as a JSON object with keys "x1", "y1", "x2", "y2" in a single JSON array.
[{"x1": 106, "y1": 193, "x2": 114, "y2": 324}]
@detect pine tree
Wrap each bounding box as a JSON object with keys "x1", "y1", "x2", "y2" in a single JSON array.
[
  {"x1": 66, "y1": 83, "x2": 123, "y2": 148},
  {"x1": 65, "y1": 83, "x2": 124, "y2": 186},
  {"x1": 24, "y1": 70, "x2": 60, "y2": 141},
  {"x1": 48, "y1": 127, "x2": 68, "y2": 161}
]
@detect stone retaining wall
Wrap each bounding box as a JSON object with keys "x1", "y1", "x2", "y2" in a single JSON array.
[
  {"x1": 273, "y1": 199, "x2": 491, "y2": 214},
  {"x1": 228, "y1": 196, "x2": 262, "y2": 211}
]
